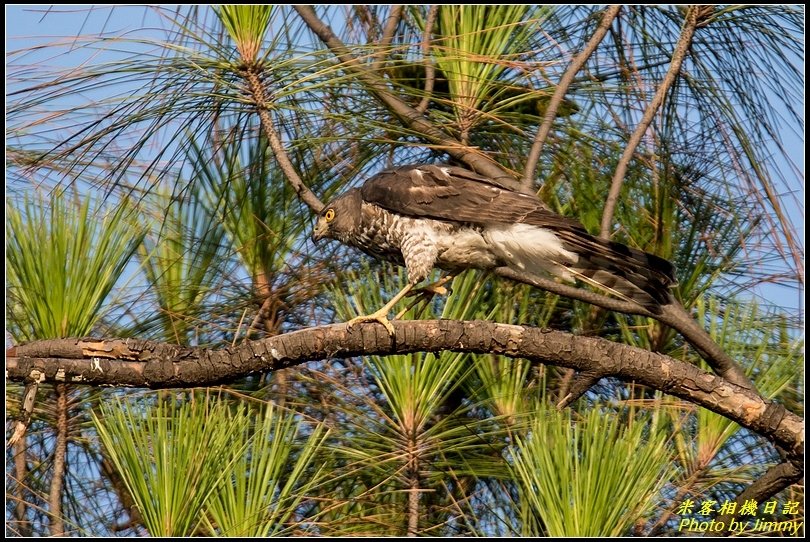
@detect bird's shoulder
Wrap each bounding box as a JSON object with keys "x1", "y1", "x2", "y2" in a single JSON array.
[
  {"x1": 358, "y1": 164, "x2": 583, "y2": 230},
  {"x1": 360, "y1": 164, "x2": 512, "y2": 202}
]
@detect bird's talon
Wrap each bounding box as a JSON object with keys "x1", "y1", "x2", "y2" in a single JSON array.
[{"x1": 346, "y1": 312, "x2": 396, "y2": 336}]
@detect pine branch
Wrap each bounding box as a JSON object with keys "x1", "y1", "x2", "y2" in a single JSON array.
[
  {"x1": 292, "y1": 5, "x2": 526, "y2": 192},
  {"x1": 522, "y1": 5, "x2": 622, "y2": 191},
  {"x1": 7, "y1": 320, "x2": 802, "y2": 462},
  {"x1": 599, "y1": 5, "x2": 700, "y2": 237}
]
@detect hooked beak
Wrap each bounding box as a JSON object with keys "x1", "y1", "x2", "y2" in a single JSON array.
[{"x1": 311, "y1": 219, "x2": 328, "y2": 244}]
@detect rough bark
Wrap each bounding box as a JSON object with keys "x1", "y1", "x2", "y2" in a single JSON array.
[
  {"x1": 6, "y1": 320, "x2": 803, "y2": 462},
  {"x1": 48, "y1": 383, "x2": 69, "y2": 537}
]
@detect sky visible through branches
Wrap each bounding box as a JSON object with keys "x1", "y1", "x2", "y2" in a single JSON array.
[
  {"x1": 6, "y1": 5, "x2": 804, "y2": 314},
  {"x1": 4, "y1": 6, "x2": 805, "y2": 536}
]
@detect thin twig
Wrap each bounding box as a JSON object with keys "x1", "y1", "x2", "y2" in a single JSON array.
[
  {"x1": 416, "y1": 5, "x2": 439, "y2": 114},
  {"x1": 599, "y1": 6, "x2": 699, "y2": 238},
  {"x1": 370, "y1": 5, "x2": 403, "y2": 73},
  {"x1": 243, "y1": 295, "x2": 273, "y2": 344},
  {"x1": 353, "y1": 5, "x2": 376, "y2": 42},
  {"x1": 521, "y1": 5, "x2": 622, "y2": 191}
]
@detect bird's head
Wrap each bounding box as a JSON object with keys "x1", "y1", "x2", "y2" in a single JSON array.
[{"x1": 311, "y1": 189, "x2": 363, "y2": 244}]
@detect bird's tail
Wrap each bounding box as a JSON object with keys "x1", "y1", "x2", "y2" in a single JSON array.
[{"x1": 556, "y1": 230, "x2": 677, "y2": 312}]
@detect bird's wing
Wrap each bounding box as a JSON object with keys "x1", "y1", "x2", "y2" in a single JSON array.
[
  {"x1": 359, "y1": 164, "x2": 584, "y2": 230},
  {"x1": 360, "y1": 164, "x2": 677, "y2": 310}
]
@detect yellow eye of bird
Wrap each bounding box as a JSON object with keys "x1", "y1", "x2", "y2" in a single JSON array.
[{"x1": 324, "y1": 208, "x2": 335, "y2": 221}]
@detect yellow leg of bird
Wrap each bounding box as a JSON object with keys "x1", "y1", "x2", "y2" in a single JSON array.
[
  {"x1": 346, "y1": 282, "x2": 416, "y2": 336},
  {"x1": 395, "y1": 274, "x2": 456, "y2": 319},
  {"x1": 409, "y1": 273, "x2": 455, "y2": 298}
]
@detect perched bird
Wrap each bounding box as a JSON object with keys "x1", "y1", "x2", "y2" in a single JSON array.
[{"x1": 312, "y1": 164, "x2": 677, "y2": 333}]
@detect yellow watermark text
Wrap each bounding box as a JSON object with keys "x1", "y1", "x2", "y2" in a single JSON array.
[{"x1": 677, "y1": 517, "x2": 803, "y2": 536}]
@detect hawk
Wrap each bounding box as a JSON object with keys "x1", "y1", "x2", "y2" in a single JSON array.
[{"x1": 312, "y1": 164, "x2": 677, "y2": 332}]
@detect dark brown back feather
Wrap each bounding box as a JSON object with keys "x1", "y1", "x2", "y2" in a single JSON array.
[
  {"x1": 360, "y1": 164, "x2": 584, "y2": 230},
  {"x1": 360, "y1": 164, "x2": 677, "y2": 310}
]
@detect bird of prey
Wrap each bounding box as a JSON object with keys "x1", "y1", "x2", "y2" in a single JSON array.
[{"x1": 312, "y1": 164, "x2": 677, "y2": 333}]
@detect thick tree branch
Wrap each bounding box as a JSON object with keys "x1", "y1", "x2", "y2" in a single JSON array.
[
  {"x1": 521, "y1": 5, "x2": 622, "y2": 191},
  {"x1": 599, "y1": 5, "x2": 699, "y2": 237},
  {"x1": 718, "y1": 461, "x2": 804, "y2": 533},
  {"x1": 292, "y1": 5, "x2": 526, "y2": 192},
  {"x1": 6, "y1": 320, "x2": 802, "y2": 461}
]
